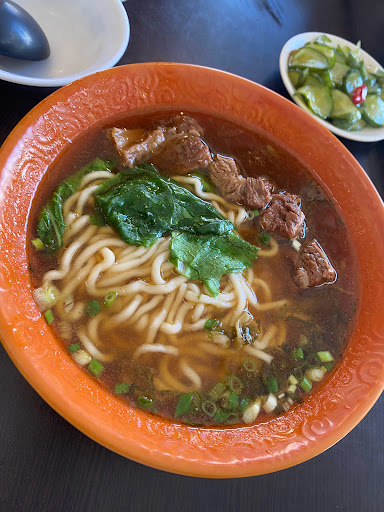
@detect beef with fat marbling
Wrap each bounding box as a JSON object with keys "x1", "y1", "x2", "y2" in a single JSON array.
[
  {"x1": 292, "y1": 239, "x2": 337, "y2": 289},
  {"x1": 208, "y1": 155, "x2": 273, "y2": 210},
  {"x1": 111, "y1": 115, "x2": 206, "y2": 168},
  {"x1": 259, "y1": 192, "x2": 305, "y2": 239}
]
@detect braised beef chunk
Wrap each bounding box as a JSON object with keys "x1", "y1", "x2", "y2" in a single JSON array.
[
  {"x1": 208, "y1": 155, "x2": 272, "y2": 209},
  {"x1": 259, "y1": 192, "x2": 305, "y2": 239},
  {"x1": 111, "y1": 127, "x2": 166, "y2": 167},
  {"x1": 292, "y1": 240, "x2": 337, "y2": 289},
  {"x1": 151, "y1": 136, "x2": 212, "y2": 174},
  {"x1": 171, "y1": 115, "x2": 204, "y2": 137},
  {"x1": 111, "y1": 115, "x2": 205, "y2": 168}
]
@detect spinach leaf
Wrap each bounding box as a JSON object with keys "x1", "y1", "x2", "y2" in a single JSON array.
[
  {"x1": 170, "y1": 231, "x2": 259, "y2": 297},
  {"x1": 94, "y1": 163, "x2": 233, "y2": 246},
  {"x1": 37, "y1": 158, "x2": 115, "y2": 253}
]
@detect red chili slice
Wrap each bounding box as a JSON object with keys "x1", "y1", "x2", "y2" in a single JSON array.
[{"x1": 351, "y1": 84, "x2": 368, "y2": 105}]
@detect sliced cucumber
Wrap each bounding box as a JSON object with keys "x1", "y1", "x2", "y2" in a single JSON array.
[
  {"x1": 315, "y1": 35, "x2": 332, "y2": 45},
  {"x1": 343, "y1": 68, "x2": 363, "y2": 95},
  {"x1": 288, "y1": 69, "x2": 301, "y2": 87},
  {"x1": 302, "y1": 72, "x2": 324, "y2": 87},
  {"x1": 335, "y1": 47, "x2": 347, "y2": 64},
  {"x1": 330, "y1": 90, "x2": 362, "y2": 122},
  {"x1": 362, "y1": 94, "x2": 384, "y2": 127},
  {"x1": 327, "y1": 61, "x2": 350, "y2": 88},
  {"x1": 319, "y1": 69, "x2": 334, "y2": 89},
  {"x1": 289, "y1": 47, "x2": 330, "y2": 71},
  {"x1": 305, "y1": 43, "x2": 336, "y2": 68},
  {"x1": 296, "y1": 84, "x2": 333, "y2": 119},
  {"x1": 332, "y1": 118, "x2": 367, "y2": 131}
]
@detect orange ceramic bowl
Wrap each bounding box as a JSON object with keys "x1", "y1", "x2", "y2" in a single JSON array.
[{"x1": 0, "y1": 63, "x2": 384, "y2": 478}]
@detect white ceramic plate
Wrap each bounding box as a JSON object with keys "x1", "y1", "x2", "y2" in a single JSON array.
[
  {"x1": 280, "y1": 32, "x2": 384, "y2": 142},
  {"x1": 0, "y1": 0, "x2": 129, "y2": 87}
]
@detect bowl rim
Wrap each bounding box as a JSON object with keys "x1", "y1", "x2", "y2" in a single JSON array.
[
  {"x1": 0, "y1": 0, "x2": 130, "y2": 87},
  {"x1": 1, "y1": 62, "x2": 384, "y2": 478},
  {"x1": 279, "y1": 31, "x2": 384, "y2": 142}
]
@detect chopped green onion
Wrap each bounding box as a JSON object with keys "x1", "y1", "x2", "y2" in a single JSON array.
[
  {"x1": 32, "y1": 238, "x2": 44, "y2": 250},
  {"x1": 85, "y1": 300, "x2": 101, "y2": 317},
  {"x1": 190, "y1": 171, "x2": 215, "y2": 193},
  {"x1": 293, "y1": 348, "x2": 304, "y2": 360},
  {"x1": 88, "y1": 358, "x2": 103, "y2": 377},
  {"x1": 322, "y1": 361, "x2": 334, "y2": 371},
  {"x1": 204, "y1": 318, "x2": 219, "y2": 331},
  {"x1": 260, "y1": 233, "x2": 270, "y2": 245},
  {"x1": 213, "y1": 408, "x2": 228, "y2": 424},
  {"x1": 243, "y1": 359, "x2": 257, "y2": 372},
  {"x1": 137, "y1": 395, "x2": 154, "y2": 410},
  {"x1": 226, "y1": 391, "x2": 239, "y2": 410},
  {"x1": 104, "y1": 291, "x2": 117, "y2": 308},
  {"x1": 252, "y1": 209, "x2": 260, "y2": 217},
  {"x1": 174, "y1": 392, "x2": 194, "y2": 418},
  {"x1": 114, "y1": 383, "x2": 130, "y2": 394},
  {"x1": 202, "y1": 400, "x2": 217, "y2": 417},
  {"x1": 68, "y1": 343, "x2": 80, "y2": 353},
  {"x1": 226, "y1": 412, "x2": 239, "y2": 424},
  {"x1": 238, "y1": 397, "x2": 250, "y2": 413},
  {"x1": 288, "y1": 374, "x2": 298, "y2": 385},
  {"x1": 317, "y1": 350, "x2": 334, "y2": 362},
  {"x1": 267, "y1": 377, "x2": 279, "y2": 394},
  {"x1": 208, "y1": 382, "x2": 226, "y2": 401},
  {"x1": 226, "y1": 375, "x2": 243, "y2": 394},
  {"x1": 44, "y1": 309, "x2": 54, "y2": 324},
  {"x1": 300, "y1": 376, "x2": 312, "y2": 393}
]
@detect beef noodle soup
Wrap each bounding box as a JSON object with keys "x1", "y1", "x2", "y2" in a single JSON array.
[{"x1": 28, "y1": 111, "x2": 359, "y2": 426}]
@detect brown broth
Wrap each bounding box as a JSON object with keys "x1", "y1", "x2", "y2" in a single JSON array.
[{"x1": 28, "y1": 110, "x2": 360, "y2": 426}]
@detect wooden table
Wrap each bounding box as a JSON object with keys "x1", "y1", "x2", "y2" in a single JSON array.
[{"x1": 0, "y1": 1, "x2": 383, "y2": 510}]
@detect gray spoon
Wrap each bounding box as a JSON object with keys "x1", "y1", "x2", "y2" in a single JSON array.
[{"x1": 0, "y1": 0, "x2": 50, "y2": 60}]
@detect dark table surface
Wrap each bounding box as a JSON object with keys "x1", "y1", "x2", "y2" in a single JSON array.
[{"x1": 1, "y1": 1, "x2": 383, "y2": 511}]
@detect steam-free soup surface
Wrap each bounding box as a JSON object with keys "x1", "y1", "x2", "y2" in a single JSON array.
[{"x1": 29, "y1": 111, "x2": 359, "y2": 426}]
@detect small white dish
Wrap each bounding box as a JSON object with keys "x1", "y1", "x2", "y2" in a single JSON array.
[
  {"x1": 280, "y1": 32, "x2": 384, "y2": 142},
  {"x1": 0, "y1": 0, "x2": 129, "y2": 87}
]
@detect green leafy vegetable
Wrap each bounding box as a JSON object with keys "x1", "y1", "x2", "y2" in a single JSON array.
[
  {"x1": 37, "y1": 159, "x2": 115, "y2": 253},
  {"x1": 170, "y1": 231, "x2": 259, "y2": 297},
  {"x1": 174, "y1": 392, "x2": 194, "y2": 418},
  {"x1": 94, "y1": 163, "x2": 233, "y2": 247},
  {"x1": 68, "y1": 343, "x2": 80, "y2": 353}
]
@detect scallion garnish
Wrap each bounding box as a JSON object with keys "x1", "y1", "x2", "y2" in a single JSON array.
[
  {"x1": 202, "y1": 400, "x2": 217, "y2": 417},
  {"x1": 300, "y1": 376, "x2": 312, "y2": 393},
  {"x1": 44, "y1": 309, "x2": 54, "y2": 324},
  {"x1": 317, "y1": 350, "x2": 334, "y2": 362},
  {"x1": 208, "y1": 382, "x2": 226, "y2": 401},
  {"x1": 68, "y1": 343, "x2": 80, "y2": 353},
  {"x1": 213, "y1": 409, "x2": 228, "y2": 424},
  {"x1": 267, "y1": 377, "x2": 279, "y2": 394},
  {"x1": 260, "y1": 233, "x2": 271, "y2": 245},
  {"x1": 137, "y1": 395, "x2": 154, "y2": 410},
  {"x1": 174, "y1": 392, "x2": 194, "y2": 418},
  {"x1": 252, "y1": 209, "x2": 260, "y2": 217},
  {"x1": 114, "y1": 383, "x2": 130, "y2": 394},
  {"x1": 293, "y1": 348, "x2": 304, "y2": 360},
  {"x1": 226, "y1": 375, "x2": 243, "y2": 394},
  {"x1": 322, "y1": 361, "x2": 334, "y2": 371},
  {"x1": 88, "y1": 358, "x2": 103, "y2": 377},
  {"x1": 104, "y1": 291, "x2": 117, "y2": 308},
  {"x1": 243, "y1": 359, "x2": 257, "y2": 372},
  {"x1": 32, "y1": 238, "x2": 44, "y2": 250},
  {"x1": 238, "y1": 397, "x2": 250, "y2": 413},
  {"x1": 204, "y1": 318, "x2": 219, "y2": 331},
  {"x1": 85, "y1": 300, "x2": 101, "y2": 317}
]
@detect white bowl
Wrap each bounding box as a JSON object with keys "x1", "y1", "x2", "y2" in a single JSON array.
[
  {"x1": 280, "y1": 32, "x2": 384, "y2": 142},
  {"x1": 0, "y1": 0, "x2": 129, "y2": 87}
]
